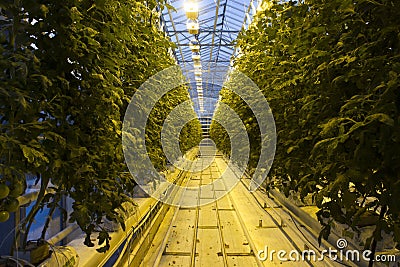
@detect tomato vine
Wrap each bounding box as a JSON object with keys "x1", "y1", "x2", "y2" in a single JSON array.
[{"x1": 0, "y1": 0, "x2": 201, "y2": 252}]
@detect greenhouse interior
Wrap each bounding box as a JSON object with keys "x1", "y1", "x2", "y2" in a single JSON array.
[{"x1": 0, "y1": 0, "x2": 399, "y2": 266}]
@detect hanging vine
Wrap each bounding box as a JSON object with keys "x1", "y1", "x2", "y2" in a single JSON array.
[
  {"x1": 211, "y1": 0, "x2": 400, "y2": 259},
  {"x1": 0, "y1": 0, "x2": 201, "y2": 252}
]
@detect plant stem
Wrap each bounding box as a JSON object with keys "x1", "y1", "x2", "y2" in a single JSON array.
[
  {"x1": 368, "y1": 205, "x2": 387, "y2": 267},
  {"x1": 17, "y1": 175, "x2": 50, "y2": 250},
  {"x1": 40, "y1": 192, "x2": 61, "y2": 240}
]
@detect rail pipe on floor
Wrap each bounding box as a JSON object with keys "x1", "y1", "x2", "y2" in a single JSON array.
[
  {"x1": 47, "y1": 224, "x2": 79, "y2": 245},
  {"x1": 216, "y1": 160, "x2": 265, "y2": 267},
  {"x1": 18, "y1": 189, "x2": 55, "y2": 207},
  {"x1": 269, "y1": 189, "x2": 369, "y2": 267}
]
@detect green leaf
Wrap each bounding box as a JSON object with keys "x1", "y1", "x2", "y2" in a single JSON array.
[
  {"x1": 21, "y1": 146, "x2": 35, "y2": 163},
  {"x1": 165, "y1": 3, "x2": 177, "y2": 12},
  {"x1": 286, "y1": 146, "x2": 298, "y2": 154},
  {"x1": 365, "y1": 113, "x2": 394, "y2": 126},
  {"x1": 84, "y1": 234, "x2": 94, "y2": 247}
]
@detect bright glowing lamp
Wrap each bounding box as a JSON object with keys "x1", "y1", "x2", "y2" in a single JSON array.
[
  {"x1": 187, "y1": 19, "x2": 199, "y2": 34},
  {"x1": 189, "y1": 39, "x2": 200, "y2": 52},
  {"x1": 184, "y1": 1, "x2": 199, "y2": 19},
  {"x1": 192, "y1": 52, "x2": 200, "y2": 61}
]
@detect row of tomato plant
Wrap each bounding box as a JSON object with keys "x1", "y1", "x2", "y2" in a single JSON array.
[
  {"x1": 211, "y1": 0, "x2": 400, "y2": 260},
  {"x1": 0, "y1": 0, "x2": 201, "y2": 252}
]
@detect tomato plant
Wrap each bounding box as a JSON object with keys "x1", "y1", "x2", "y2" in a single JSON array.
[
  {"x1": 8, "y1": 182, "x2": 24, "y2": 198},
  {"x1": 0, "y1": 211, "x2": 10, "y2": 223},
  {"x1": 0, "y1": 184, "x2": 9, "y2": 199},
  {"x1": 212, "y1": 0, "x2": 400, "y2": 262},
  {"x1": 4, "y1": 198, "x2": 19, "y2": 213},
  {"x1": 0, "y1": 0, "x2": 201, "y2": 252}
]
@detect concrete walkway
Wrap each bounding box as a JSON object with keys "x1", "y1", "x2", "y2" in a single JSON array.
[{"x1": 136, "y1": 150, "x2": 340, "y2": 267}]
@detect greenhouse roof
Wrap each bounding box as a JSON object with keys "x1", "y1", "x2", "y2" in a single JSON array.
[{"x1": 160, "y1": 0, "x2": 260, "y2": 117}]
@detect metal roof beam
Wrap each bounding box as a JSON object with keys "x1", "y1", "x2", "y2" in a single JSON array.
[
  {"x1": 160, "y1": 0, "x2": 253, "y2": 114},
  {"x1": 187, "y1": 30, "x2": 240, "y2": 33},
  {"x1": 166, "y1": 8, "x2": 186, "y2": 67},
  {"x1": 215, "y1": 0, "x2": 229, "y2": 63},
  {"x1": 206, "y1": 0, "x2": 222, "y2": 88},
  {"x1": 177, "y1": 43, "x2": 233, "y2": 47},
  {"x1": 180, "y1": 60, "x2": 232, "y2": 63},
  {"x1": 227, "y1": 4, "x2": 245, "y2": 14},
  {"x1": 229, "y1": 0, "x2": 246, "y2": 8}
]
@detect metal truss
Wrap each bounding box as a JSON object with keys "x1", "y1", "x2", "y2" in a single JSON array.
[{"x1": 160, "y1": 0, "x2": 261, "y2": 119}]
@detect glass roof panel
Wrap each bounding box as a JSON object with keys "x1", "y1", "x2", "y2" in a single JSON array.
[{"x1": 161, "y1": 0, "x2": 260, "y2": 117}]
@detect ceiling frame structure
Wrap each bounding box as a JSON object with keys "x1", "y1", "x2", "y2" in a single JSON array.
[{"x1": 160, "y1": 0, "x2": 261, "y2": 119}]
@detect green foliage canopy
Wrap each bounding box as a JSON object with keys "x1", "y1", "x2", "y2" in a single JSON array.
[
  {"x1": 0, "y1": 0, "x2": 201, "y2": 252},
  {"x1": 212, "y1": 0, "x2": 400, "y2": 250}
]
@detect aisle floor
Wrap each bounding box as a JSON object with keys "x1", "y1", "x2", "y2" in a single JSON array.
[{"x1": 134, "y1": 152, "x2": 339, "y2": 267}]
